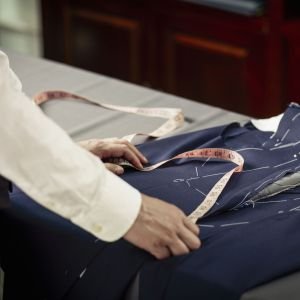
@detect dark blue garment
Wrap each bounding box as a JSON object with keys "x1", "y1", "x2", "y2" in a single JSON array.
[
  {"x1": 1, "y1": 103, "x2": 300, "y2": 300},
  {"x1": 129, "y1": 103, "x2": 300, "y2": 299},
  {"x1": 126, "y1": 105, "x2": 300, "y2": 219},
  {"x1": 0, "y1": 176, "x2": 10, "y2": 209},
  {"x1": 139, "y1": 187, "x2": 300, "y2": 300},
  {"x1": 0, "y1": 186, "x2": 149, "y2": 300}
]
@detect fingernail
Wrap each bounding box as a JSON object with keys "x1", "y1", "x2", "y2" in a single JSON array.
[
  {"x1": 143, "y1": 156, "x2": 148, "y2": 163},
  {"x1": 116, "y1": 167, "x2": 124, "y2": 175}
]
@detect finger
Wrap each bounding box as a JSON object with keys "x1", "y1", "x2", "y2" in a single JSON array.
[
  {"x1": 119, "y1": 140, "x2": 148, "y2": 164},
  {"x1": 178, "y1": 225, "x2": 201, "y2": 251},
  {"x1": 101, "y1": 145, "x2": 143, "y2": 169},
  {"x1": 102, "y1": 137, "x2": 118, "y2": 143},
  {"x1": 151, "y1": 246, "x2": 171, "y2": 260},
  {"x1": 168, "y1": 238, "x2": 190, "y2": 256},
  {"x1": 183, "y1": 218, "x2": 200, "y2": 236},
  {"x1": 104, "y1": 163, "x2": 124, "y2": 175},
  {"x1": 121, "y1": 147, "x2": 144, "y2": 169}
]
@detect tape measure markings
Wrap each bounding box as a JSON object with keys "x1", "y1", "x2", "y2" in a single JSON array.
[
  {"x1": 33, "y1": 90, "x2": 184, "y2": 142},
  {"x1": 33, "y1": 91, "x2": 244, "y2": 222},
  {"x1": 109, "y1": 148, "x2": 244, "y2": 222}
]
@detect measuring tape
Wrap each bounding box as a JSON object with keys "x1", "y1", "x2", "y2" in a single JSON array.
[
  {"x1": 33, "y1": 90, "x2": 184, "y2": 142},
  {"x1": 109, "y1": 148, "x2": 244, "y2": 222},
  {"x1": 33, "y1": 91, "x2": 244, "y2": 222}
]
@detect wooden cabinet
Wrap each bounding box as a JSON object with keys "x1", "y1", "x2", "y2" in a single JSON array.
[
  {"x1": 156, "y1": 6, "x2": 267, "y2": 115},
  {"x1": 41, "y1": 0, "x2": 300, "y2": 117},
  {"x1": 66, "y1": 9, "x2": 143, "y2": 82}
]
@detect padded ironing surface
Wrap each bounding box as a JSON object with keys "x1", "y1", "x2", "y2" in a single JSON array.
[{"x1": 5, "y1": 49, "x2": 300, "y2": 299}]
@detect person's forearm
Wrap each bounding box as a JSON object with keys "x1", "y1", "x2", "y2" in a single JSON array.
[{"x1": 0, "y1": 51, "x2": 141, "y2": 241}]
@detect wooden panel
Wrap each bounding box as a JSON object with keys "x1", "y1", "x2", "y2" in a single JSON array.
[
  {"x1": 65, "y1": 9, "x2": 142, "y2": 82},
  {"x1": 41, "y1": 0, "x2": 66, "y2": 62},
  {"x1": 285, "y1": 39, "x2": 300, "y2": 101},
  {"x1": 41, "y1": 0, "x2": 294, "y2": 117},
  {"x1": 163, "y1": 31, "x2": 251, "y2": 114},
  {"x1": 283, "y1": 24, "x2": 300, "y2": 104}
]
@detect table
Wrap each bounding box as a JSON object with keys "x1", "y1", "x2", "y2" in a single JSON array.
[{"x1": 3, "y1": 49, "x2": 300, "y2": 300}]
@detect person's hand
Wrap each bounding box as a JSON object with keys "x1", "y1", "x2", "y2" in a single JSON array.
[
  {"x1": 78, "y1": 138, "x2": 148, "y2": 174},
  {"x1": 124, "y1": 194, "x2": 201, "y2": 259}
]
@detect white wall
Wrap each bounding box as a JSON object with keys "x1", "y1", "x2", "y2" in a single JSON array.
[{"x1": 0, "y1": 0, "x2": 42, "y2": 56}]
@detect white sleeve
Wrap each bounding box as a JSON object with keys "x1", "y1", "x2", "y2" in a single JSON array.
[{"x1": 0, "y1": 51, "x2": 142, "y2": 242}]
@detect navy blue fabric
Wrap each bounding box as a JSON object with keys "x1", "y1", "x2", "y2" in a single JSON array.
[
  {"x1": 131, "y1": 103, "x2": 300, "y2": 299},
  {"x1": 0, "y1": 187, "x2": 150, "y2": 300},
  {"x1": 125, "y1": 105, "x2": 300, "y2": 218},
  {"x1": 1, "y1": 103, "x2": 300, "y2": 299},
  {"x1": 139, "y1": 187, "x2": 300, "y2": 300},
  {"x1": 0, "y1": 176, "x2": 10, "y2": 209}
]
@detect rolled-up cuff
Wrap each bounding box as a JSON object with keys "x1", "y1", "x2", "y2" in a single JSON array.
[{"x1": 71, "y1": 170, "x2": 142, "y2": 242}]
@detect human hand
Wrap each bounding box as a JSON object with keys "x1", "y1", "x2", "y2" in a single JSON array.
[
  {"x1": 78, "y1": 138, "x2": 148, "y2": 174},
  {"x1": 124, "y1": 194, "x2": 201, "y2": 259}
]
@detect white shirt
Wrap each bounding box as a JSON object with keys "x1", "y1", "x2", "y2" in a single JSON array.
[{"x1": 0, "y1": 50, "x2": 141, "y2": 242}]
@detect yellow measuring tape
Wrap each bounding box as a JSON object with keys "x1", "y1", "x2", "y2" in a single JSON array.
[
  {"x1": 33, "y1": 90, "x2": 184, "y2": 142},
  {"x1": 33, "y1": 91, "x2": 244, "y2": 222},
  {"x1": 110, "y1": 148, "x2": 244, "y2": 222}
]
